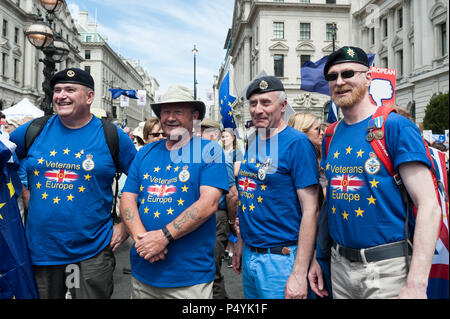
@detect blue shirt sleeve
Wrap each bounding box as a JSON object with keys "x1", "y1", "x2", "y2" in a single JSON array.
[
  {"x1": 117, "y1": 126, "x2": 137, "y2": 175},
  {"x1": 9, "y1": 121, "x2": 32, "y2": 159},
  {"x1": 291, "y1": 134, "x2": 319, "y2": 189}
]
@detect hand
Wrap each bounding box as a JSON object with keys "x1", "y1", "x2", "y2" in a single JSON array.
[
  {"x1": 135, "y1": 230, "x2": 168, "y2": 263},
  {"x1": 398, "y1": 283, "x2": 427, "y2": 299},
  {"x1": 232, "y1": 238, "x2": 243, "y2": 275},
  {"x1": 110, "y1": 222, "x2": 129, "y2": 252},
  {"x1": 307, "y1": 258, "x2": 329, "y2": 298},
  {"x1": 285, "y1": 272, "x2": 308, "y2": 299}
]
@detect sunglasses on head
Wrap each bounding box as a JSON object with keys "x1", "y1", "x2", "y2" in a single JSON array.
[
  {"x1": 150, "y1": 132, "x2": 165, "y2": 137},
  {"x1": 325, "y1": 70, "x2": 368, "y2": 82}
]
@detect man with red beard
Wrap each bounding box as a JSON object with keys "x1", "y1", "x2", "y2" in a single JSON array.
[{"x1": 308, "y1": 46, "x2": 441, "y2": 299}]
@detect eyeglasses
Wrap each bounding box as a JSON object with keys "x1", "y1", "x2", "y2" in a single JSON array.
[
  {"x1": 150, "y1": 132, "x2": 165, "y2": 137},
  {"x1": 325, "y1": 70, "x2": 368, "y2": 82}
]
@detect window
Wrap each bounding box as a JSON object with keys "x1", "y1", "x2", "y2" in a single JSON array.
[
  {"x1": 84, "y1": 65, "x2": 91, "y2": 74},
  {"x1": 273, "y1": 22, "x2": 284, "y2": 39},
  {"x1": 382, "y1": 18, "x2": 388, "y2": 38},
  {"x1": 300, "y1": 55, "x2": 310, "y2": 67},
  {"x1": 397, "y1": 8, "x2": 403, "y2": 29},
  {"x1": 441, "y1": 23, "x2": 447, "y2": 56},
  {"x1": 326, "y1": 0, "x2": 336, "y2": 3},
  {"x1": 299, "y1": 0, "x2": 310, "y2": 3},
  {"x1": 274, "y1": 54, "x2": 284, "y2": 77},
  {"x1": 2, "y1": 20, "x2": 7, "y2": 37},
  {"x1": 397, "y1": 50, "x2": 403, "y2": 76},
  {"x1": 1, "y1": 53, "x2": 6, "y2": 76},
  {"x1": 300, "y1": 23, "x2": 311, "y2": 40},
  {"x1": 85, "y1": 50, "x2": 91, "y2": 59},
  {"x1": 381, "y1": 57, "x2": 388, "y2": 68},
  {"x1": 14, "y1": 59, "x2": 19, "y2": 81},
  {"x1": 86, "y1": 35, "x2": 92, "y2": 42},
  {"x1": 273, "y1": 0, "x2": 283, "y2": 2},
  {"x1": 370, "y1": 28, "x2": 375, "y2": 45},
  {"x1": 14, "y1": 27, "x2": 19, "y2": 43},
  {"x1": 326, "y1": 23, "x2": 336, "y2": 41}
]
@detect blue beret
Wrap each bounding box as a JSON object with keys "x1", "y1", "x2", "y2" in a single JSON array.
[
  {"x1": 246, "y1": 76, "x2": 285, "y2": 100},
  {"x1": 50, "y1": 67, "x2": 95, "y2": 91}
]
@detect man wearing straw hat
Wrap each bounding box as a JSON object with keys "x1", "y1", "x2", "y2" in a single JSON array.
[{"x1": 121, "y1": 85, "x2": 229, "y2": 299}]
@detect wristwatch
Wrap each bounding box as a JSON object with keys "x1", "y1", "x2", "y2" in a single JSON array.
[{"x1": 162, "y1": 225, "x2": 174, "y2": 243}]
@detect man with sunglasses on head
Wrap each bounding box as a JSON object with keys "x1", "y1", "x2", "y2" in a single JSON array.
[{"x1": 308, "y1": 46, "x2": 441, "y2": 299}]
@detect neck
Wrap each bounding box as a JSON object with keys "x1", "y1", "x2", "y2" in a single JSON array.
[
  {"x1": 165, "y1": 131, "x2": 193, "y2": 150},
  {"x1": 59, "y1": 113, "x2": 93, "y2": 129},
  {"x1": 340, "y1": 97, "x2": 377, "y2": 125},
  {"x1": 258, "y1": 120, "x2": 287, "y2": 140}
]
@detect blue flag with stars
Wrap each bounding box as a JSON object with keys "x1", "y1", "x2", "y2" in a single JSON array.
[
  {"x1": 109, "y1": 88, "x2": 138, "y2": 99},
  {"x1": 218, "y1": 72, "x2": 237, "y2": 130}
]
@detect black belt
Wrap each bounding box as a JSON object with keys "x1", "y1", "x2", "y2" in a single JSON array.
[
  {"x1": 332, "y1": 241, "x2": 412, "y2": 263},
  {"x1": 247, "y1": 244, "x2": 295, "y2": 255}
]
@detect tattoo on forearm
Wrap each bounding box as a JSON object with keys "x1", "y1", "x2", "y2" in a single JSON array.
[
  {"x1": 173, "y1": 207, "x2": 200, "y2": 231},
  {"x1": 123, "y1": 207, "x2": 136, "y2": 222}
]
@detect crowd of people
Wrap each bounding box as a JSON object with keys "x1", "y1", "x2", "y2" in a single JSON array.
[{"x1": 0, "y1": 45, "x2": 448, "y2": 300}]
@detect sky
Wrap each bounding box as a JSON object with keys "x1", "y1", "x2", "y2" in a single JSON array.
[{"x1": 65, "y1": 0, "x2": 234, "y2": 107}]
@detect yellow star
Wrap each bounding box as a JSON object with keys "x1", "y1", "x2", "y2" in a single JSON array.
[
  {"x1": 63, "y1": 148, "x2": 70, "y2": 155},
  {"x1": 256, "y1": 163, "x2": 261, "y2": 168},
  {"x1": 143, "y1": 173, "x2": 150, "y2": 179},
  {"x1": 369, "y1": 178, "x2": 379, "y2": 188},
  {"x1": 37, "y1": 157, "x2": 44, "y2": 164},
  {"x1": 238, "y1": 200, "x2": 241, "y2": 207},
  {"x1": 367, "y1": 195, "x2": 376, "y2": 205},
  {"x1": 249, "y1": 203, "x2": 255, "y2": 211},
  {"x1": 166, "y1": 164, "x2": 172, "y2": 171},
  {"x1": 355, "y1": 207, "x2": 364, "y2": 217},
  {"x1": 357, "y1": 149, "x2": 364, "y2": 158},
  {"x1": 345, "y1": 146, "x2": 352, "y2": 154},
  {"x1": 36, "y1": 182, "x2": 42, "y2": 189},
  {"x1": 260, "y1": 184, "x2": 267, "y2": 191},
  {"x1": 243, "y1": 159, "x2": 247, "y2": 164},
  {"x1": 141, "y1": 197, "x2": 145, "y2": 204},
  {"x1": 53, "y1": 196, "x2": 60, "y2": 204},
  {"x1": 0, "y1": 202, "x2": 5, "y2": 210},
  {"x1": 7, "y1": 178, "x2": 14, "y2": 198},
  {"x1": 154, "y1": 166, "x2": 160, "y2": 173},
  {"x1": 177, "y1": 198, "x2": 184, "y2": 206},
  {"x1": 250, "y1": 158, "x2": 255, "y2": 163},
  {"x1": 242, "y1": 205, "x2": 246, "y2": 212},
  {"x1": 228, "y1": 110, "x2": 233, "y2": 116},
  {"x1": 182, "y1": 185, "x2": 189, "y2": 192},
  {"x1": 167, "y1": 207, "x2": 174, "y2": 215},
  {"x1": 144, "y1": 207, "x2": 149, "y2": 214},
  {"x1": 257, "y1": 196, "x2": 263, "y2": 203},
  {"x1": 331, "y1": 205, "x2": 336, "y2": 214},
  {"x1": 42, "y1": 192, "x2": 48, "y2": 199},
  {"x1": 154, "y1": 211, "x2": 160, "y2": 218},
  {"x1": 33, "y1": 169, "x2": 39, "y2": 176},
  {"x1": 342, "y1": 211, "x2": 349, "y2": 220},
  {"x1": 140, "y1": 185, "x2": 144, "y2": 192},
  {"x1": 326, "y1": 163, "x2": 330, "y2": 170},
  {"x1": 84, "y1": 174, "x2": 92, "y2": 181},
  {"x1": 50, "y1": 150, "x2": 57, "y2": 156},
  {"x1": 67, "y1": 194, "x2": 74, "y2": 201},
  {"x1": 333, "y1": 150, "x2": 340, "y2": 159},
  {"x1": 78, "y1": 185, "x2": 86, "y2": 193},
  {"x1": 174, "y1": 166, "x2": 180, "y2": 172},
  {"x1": 75, "y1": 152, "x2": 82, "y2": 158}
]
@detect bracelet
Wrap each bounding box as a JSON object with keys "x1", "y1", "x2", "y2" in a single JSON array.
[{"x1": 162, "y1": 225, "x2": 174, "y2": 243}]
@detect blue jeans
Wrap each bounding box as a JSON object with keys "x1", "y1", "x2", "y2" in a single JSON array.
[{"x1": 241, "y1": 243, "x2": 297, "y2": 299}]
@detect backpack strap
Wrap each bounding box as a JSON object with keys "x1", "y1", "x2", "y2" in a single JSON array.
[
  {"x1": 324, "y1": 120, "x2": 341, "y2": 159},
  {"x1": 24, "y1": 115, "x2": 52, "y2": 156}
]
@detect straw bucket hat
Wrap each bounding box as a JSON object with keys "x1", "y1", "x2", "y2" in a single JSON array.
[{"x1": 151, "y1": 85, "x2": 206, "y2": 120}]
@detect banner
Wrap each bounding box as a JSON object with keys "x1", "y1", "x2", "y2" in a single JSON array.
[
  {"x1": 218, "y1": 72, "x2": 237, "y2": 129},
  {"x1": 137, "y1": 90, "x2": 146, "y2": 106},
  {"x1": 368, "y1": 66, "x2": 396, "y2": 107},
  {"x1": 120, "y1": 95, "x2": 129, "y2": 107}
]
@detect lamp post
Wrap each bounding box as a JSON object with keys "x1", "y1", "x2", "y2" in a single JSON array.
[
  {"x1": 25, "y1": 0, "x2": 69, "y2": 116},
  {"x1": 331, "y1": 22, "x2": 338, "y2": 52},
  {"x1": 192, "y1": 45, "x2": 198, "y2": 100}
]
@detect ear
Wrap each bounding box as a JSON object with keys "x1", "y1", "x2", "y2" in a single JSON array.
[
  {"x1": 192, "y1": 110, "x2": 199, "y2": 121},
  {"x1": 365, "y1": 70, "x2": 372, "y2": 88},
  {"x1": 87, "y1": 90, "x2": 95, "y2": 104},
  {"x1": 280, "y1": 99, "x2": 287, "y2": 113}
]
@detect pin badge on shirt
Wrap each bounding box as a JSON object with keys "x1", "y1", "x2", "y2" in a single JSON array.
[
  {"x1": 364, "y1": 152, "x2": 381, "y2": 175},
  {"x1": 179, "y1": 165, "x2": 190, "y2": 182},
  {"x1": 82, "y1": 154, "x2": 95, "y2": 171}
]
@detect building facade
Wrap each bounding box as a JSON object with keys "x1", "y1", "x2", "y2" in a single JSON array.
[
  {"x1": 0, "y1": 0, "x2": 83, "y2": 111},
  {"x1": 76, "y1": 11, "x2": 159, "y2": 129},
  {"x1": 216, "y1": 0, "x2": 449, "y2": 133}
]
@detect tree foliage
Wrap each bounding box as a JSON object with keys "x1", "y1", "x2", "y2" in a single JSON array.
[{"x1": 423, "y1": 92, "x2": 449, "y2": 134}]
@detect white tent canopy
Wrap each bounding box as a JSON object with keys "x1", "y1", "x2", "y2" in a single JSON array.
[{"x1": 3, "y1": 98, "x2": 44, "y2": 120}]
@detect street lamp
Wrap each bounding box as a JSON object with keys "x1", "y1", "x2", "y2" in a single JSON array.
[
  {"x1": 25, "y1": 0, "x2": 69, "y2": 115},
  {"x1": 331, "y1": 22, "x2": 338, "y2": 52},
  {"x1": 192, "y1": 45, "x2": 198, "y2": 100}
]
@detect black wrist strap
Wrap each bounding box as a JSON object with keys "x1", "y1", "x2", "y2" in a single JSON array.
[{"x1": 162, "y1": 225, "x2": 174, "y2": 243}]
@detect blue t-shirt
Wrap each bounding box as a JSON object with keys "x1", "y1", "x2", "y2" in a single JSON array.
[
  {"x1": 123, "y1": 136, "x2": 229, "y2": 287},
  {"x1": 237, "y1": 126, "x2": 319, "y2": 248},
  {"x1": 321, "y1": 113, "x2": 430, "y2": 249},
  {"x1": 10, "y1": 115, "x2": 136, "y2": 265}
]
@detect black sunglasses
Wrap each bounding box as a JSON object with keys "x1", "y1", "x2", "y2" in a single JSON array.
[
  {"x1": 325, "y1": 70, "x2": 368, "y2": 82},
  {"x1": 150, "y1": 132, "x2": 165, "y2": 137}
]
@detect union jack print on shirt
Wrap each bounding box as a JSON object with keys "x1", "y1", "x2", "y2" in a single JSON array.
[
  {"x1": 330, "y1": 174, "x2": 364, "y2": 192},
  {"x1": 238, "y1": 177, "x2": 257, "y2": 192},
  {"x1": 147, "y1": 184, "x2": 177, "y2": 197},
  {"x1": 44, "y1": 169, "x2": 79, "y2": 183}
]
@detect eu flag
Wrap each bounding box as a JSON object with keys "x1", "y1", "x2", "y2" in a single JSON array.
[
  {"x1": 109, "y1": 88, "x2": 138, "y2": 99},
  {"x1": 0, "y1": 134, "x2": 38, "y2": 299},
  {"x1": 218, "y1": 72, "x2": 237, "y2": 129}
]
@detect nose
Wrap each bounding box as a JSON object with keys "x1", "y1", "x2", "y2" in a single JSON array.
[{"x1": 335, "y1": 73, "x2": 346, "y2": 86}]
